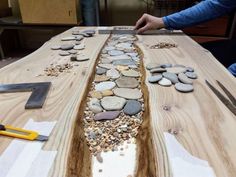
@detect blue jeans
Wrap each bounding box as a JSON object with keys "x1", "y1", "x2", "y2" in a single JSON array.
[{"x1": 81, "y1": 0, "x2": 96, "y2": 26}]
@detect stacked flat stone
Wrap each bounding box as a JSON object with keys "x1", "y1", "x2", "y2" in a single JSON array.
[
  {"x1": 50, "y1": 29, "x2": 96, "y2": 61},
  {"x1": 83, "y1": 34, "x2": 144, "y2": 155},
  {"x1": 147, "y1": 63, "x2": 198, "y2": 93}
]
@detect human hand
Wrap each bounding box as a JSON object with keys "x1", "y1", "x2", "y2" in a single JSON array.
[{"x1": 135, "y1": 13, "x2": 165, "y2": 34}]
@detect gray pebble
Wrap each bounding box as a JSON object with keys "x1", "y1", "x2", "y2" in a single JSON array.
[
  {"x1": 150, "y1": 68, "x2": 166, "y2": 73},
  {"x1": 146, "y1": 63, "x2": 161, "y2": 70},
  {"x1": 162, "y1": 72, "x2": 179, "y2": 84},
  {"x1": 96, "y1": 67, "x2": 107, "y2": 75},
  {"x1": 148, "y1": 75, "x2": 162, "y2": 83},
  {"x1": 178, "y1": 73, "x2": 193, "y2": 84},
  {"x1": 175, "y1": 83, "x2": 194, "y2": 93},
  {"x1": 185, "y1": 72, "x2": 198, "y2": 79},
  {"x1": 60, "y1": 44, "x2": 74, "y2": 50},
  {"x1": 59, "y1": 51, "x2": 70, "y2": 56},
  {"x1": 124, "y1": 100, "x2": 142, "y2": 115}
]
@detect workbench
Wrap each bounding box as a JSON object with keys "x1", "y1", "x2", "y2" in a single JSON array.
[{"x1": 0, "y1": 27, "x2": 235, "y2": 177}]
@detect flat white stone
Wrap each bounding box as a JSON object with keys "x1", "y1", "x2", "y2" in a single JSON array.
[
  {"x1": 158, "y1": 78, "x2": 172, "y2": 87},
  {"x1": 95, "y1": 81, "x2": 116, "y2": 91},
  {"x1": 61, "y1": 36, "x2": 76, "y2": 41},
  {"x1": 101, "y1": 96, "x2": 126, "y2": 111},
  {"x1": 106, "y1": 68, "x2": 120, "y2": 79}
]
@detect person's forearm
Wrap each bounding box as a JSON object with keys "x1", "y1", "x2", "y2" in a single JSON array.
[{"x1": 163, "y1": 0, "x2": 236, "y2": 29}]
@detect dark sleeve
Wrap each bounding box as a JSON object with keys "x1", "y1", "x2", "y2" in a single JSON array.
[{"x1": 162, "y1": 0, "x2": 236, "y2": 29}]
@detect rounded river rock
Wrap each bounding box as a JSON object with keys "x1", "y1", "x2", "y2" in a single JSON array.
[
  {"x1": 124, "y1": 100, "x2": 142, "y2": 115},
  {"x1": 101, "y1": 96, "x2": 126, "y2": 111}
]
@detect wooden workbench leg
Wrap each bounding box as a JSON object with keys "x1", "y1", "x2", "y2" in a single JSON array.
[{"x1": 0, "y1": 29, "x2": 5, "y2": 59}]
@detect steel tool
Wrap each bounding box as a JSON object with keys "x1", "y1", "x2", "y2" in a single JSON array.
[
  {"x1": 98, "y1": 26, "x2": 181, "y2": 35},
  {"x1": 206, "y1": 80, "x2": 236, "y2": 116},
  {"x1": 0, "y1": 124, "x2": 48, "y2": 141},
  {"x1": 0, "y1": 82, "x2": 51, "y2": 109}
]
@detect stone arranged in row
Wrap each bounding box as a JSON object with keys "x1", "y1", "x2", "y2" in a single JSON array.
[
  {"x1": 83, "y1": 34, "x2": 144, "y2": 155},
  {"x1": 147, "y1": 63, "x2": 198, "y2": 93}
]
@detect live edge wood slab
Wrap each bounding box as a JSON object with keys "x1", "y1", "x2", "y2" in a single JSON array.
[{"x1": 0, "y1": 27, "x2": 235, "y2": 177}]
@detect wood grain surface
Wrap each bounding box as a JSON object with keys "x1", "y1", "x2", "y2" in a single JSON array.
[
  {"x1": 0, "y1": 27, "x2": 109, "y2": 177},
  {"x1": 137, "y1": 34, "x2": 236, "y2": 177},
  {"x1": 0, "y1": 27, "x2": 235, "y2": 177}
]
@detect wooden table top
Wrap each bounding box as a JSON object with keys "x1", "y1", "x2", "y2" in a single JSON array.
[{"x1": 0, "y1": 27, "x2": 235, "y2": 177}]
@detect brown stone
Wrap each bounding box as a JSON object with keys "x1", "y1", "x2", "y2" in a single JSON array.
[
  {"x1": 89, "y1": 91, "x2": 102, "y2": 99},
  {"x1": 94, "y1": 75, "x2": 110, "y2": 82},
  {"x1": 101, "y1": 90, "x2": 113, "y2": 96}
]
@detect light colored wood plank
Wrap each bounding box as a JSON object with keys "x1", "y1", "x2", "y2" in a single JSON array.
[
  {"x1": 0, "y1": 27, "x2": 109, "y2": 177},
  {"x1": 137, "y1": 33, "x2": 236, "y2": 177}
]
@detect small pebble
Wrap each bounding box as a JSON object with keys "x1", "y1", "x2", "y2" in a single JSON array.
[
  {"x1": 175, "y1": 83, "x2": 194, "y2": 93},
  {"x1": 158, "y1": 78, "x2": 172, "y2": 87}
]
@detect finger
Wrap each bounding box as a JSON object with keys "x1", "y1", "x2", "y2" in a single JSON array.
[
  {"x1": 135, "y1": 14, "x2": 146, "y2": 30},
  {"x1": 137, "y1": 24, "x2": 150, "y2": 34}
]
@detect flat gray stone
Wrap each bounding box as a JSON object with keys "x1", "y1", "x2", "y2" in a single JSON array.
[
  {"x1": 148, "y1": 75, "x2": 162, "y2": 83},
  {"x1": 76, "y1": 55, "x2": 90, "y2": 62},
  {"x1": 175, "y1": 83, "x2": 194, "y2": 93},
  {"x1": 108, "y1": 50, "x2": 124, "y2": 56},
  {"x1": 101, "y1": 96, "x2": 126, "y2": 111},
  {"x1": 96, "y1": 67, "x2": 107, "y2": 75},
  {"x1": 100, "y1": 58, "x2": 112, "y2": 64},
  {"x1": 88, "y1": 98, "x2": 103, "y2": 113},
  {"x1": 126, "y1": 52, "x2": 138, "y2": 57},
  {"x1": 160, "y1": 63, "x2": 172, "y2": 68},
  {"x1": 113, "y1": 88, "x2": 142, "y2": 100},
  {"x1": 116, "y1": 76, "x2": 139, "y2": 88},
  {"x1": 99, "y1": 64, "x2": 116, "y2": 70},
  {"x1": 94, "y1": 111, "x2": 121, "y2": 121},
  {"x1": 61, "y1": 36, "x2": 76, "y2": 41},
  {"x1": 158, "y1": 78, "x2": 172, "y2": 87},
  {"x1": 178, "y1": 73, "x2": 193, "y2": 84},
  {"x1": 124, "y1": 100, "x2": 142, "y2": 115},
  {"x1": 113, "y1": 59, "x2": 136, "y2": 66},
  {"x1": 121, "y1": 69, "x2": 140, "y2": 77},
  {"x1": 95, "y1": 81, "x2": 116, "y2": 91},
  {"x1": 69, "y1": 50, "x2": 77, "y2": 54},
  {"x1": 104, "y1": 46, "x2": 116, "y2": 51},
  {"x1": 59, "y1": 51, "x2": 70, "y2": 56},
  {"x1": 150, "y1": 68, "x2": 166, "y2": 73},
  {"x1": 146, "y1": 63, "x2": 161, "y2": 70},
  {"x1": 162, "y1": 72, "x2": 179, "y2": 84},
  {"x1": 74, "y1": 44, "x2": 85, "y2": 50},
  {"x1": 107, "y1": 55, "x2": 131, "y2": 61},
  {"x1": 51, "y1": 45, "x2": 61, "y2": 50},
  {"x1": 106, "y1": 68, "x2": 120, "y2": 79},
  {"x1": 185, "y1": 72, "x2": 198, "y2": 79},
  {"x1": 60, "y1": 44, "x2": 74, "y2": 50}
]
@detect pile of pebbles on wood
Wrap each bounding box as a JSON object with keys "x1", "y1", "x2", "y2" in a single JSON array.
[
  {"x1": 44, "y1": 29, "x2": 95, "y2": 77},
  {"x1": 83, "y1": 34, "x2": 145, "y2": 156},
  {"x1": 150, "y1": 42, "x2": 177, "y2": 49},
  {"x1": 146, "y1": 63, "x2": 198, "y2": 93}
]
